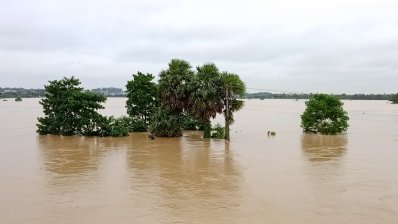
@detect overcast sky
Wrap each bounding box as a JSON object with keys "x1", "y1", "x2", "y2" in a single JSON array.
[{"x1": 1, "y1": 0, "x2": 397, "y2": 93}]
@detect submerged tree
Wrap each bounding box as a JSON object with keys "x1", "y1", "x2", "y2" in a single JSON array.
[
  {"x1": 37, "y1": 76, "x2": 128, "y2": 137},
  {"x1": 148, "y1": 107, "x2": 184, "y2": 137},
  {"x1": 126, "y1": 72, "x2": 159, "y2": 127},
  {"x1": 220, "y1": 72, "x2": 246, "y2": 141},
  {"x1": 151, "y1": 59, "x2": 195, "y2": 137},
  {"x1": 150, "y1": 59, "x2": 246, "y2": 139},
  {"x1": 390, "y1": 93, "x2": 398, "y2": 104},
  {"x1": 301, "y1": 94, "x2": 349, "y2": 134},
  {"x1": 189, "y1": 63, "x2": 224, "y2": 138}
]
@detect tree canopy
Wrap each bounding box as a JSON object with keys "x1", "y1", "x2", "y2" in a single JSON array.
[
  {"x1": 158, "y1": 59, "x2": 194, "y2": 113},
  {"x1": 220, "y1": 72, "x2": 246, "y2": 140},
  {"x1": 153, "y1": 59, "x2": 246, "y2": 139},
  {"x1": 126, "y1": 72, "x2": 158, "y2": 125},
  {"x1": 301, "y1": 94, "x2": 349, "y2": 134},
  {"x1": 37, "y1": 76, "x2": 128, "y2": 137},
  {"x1": 188, "y1": 63, "x2": 224, "y2": 138}
]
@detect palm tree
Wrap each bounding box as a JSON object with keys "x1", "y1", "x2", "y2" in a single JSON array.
[
  {"x1": 220, "y1": 72, "x2": 246, "y2": 141},
  {"x1": 158, "y1": 59, "x2": 194, "y2": 113},
  {"x1": 189, "y1": 63, "x2": 224, "y2": 138},
  {"x1": 153, "y1": 59, "x2": 195, "y2": 137}
]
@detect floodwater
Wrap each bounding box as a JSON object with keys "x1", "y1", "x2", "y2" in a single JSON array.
[{"x1": 1, "y1": 98, "x2": 397, "y2": 224}]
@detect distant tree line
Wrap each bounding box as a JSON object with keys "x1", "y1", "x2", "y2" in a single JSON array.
[
  {"x1": 0, "y1": 87, "x2": 126, "y2": 98},
  {"x1": 245, "y1": 92, "x2": 395, "y2": 101}
]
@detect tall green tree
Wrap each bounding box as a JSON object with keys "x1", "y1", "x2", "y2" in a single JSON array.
[
  {"x1": 301, "y1": 94, "x2": 349, "y2": 134},
  {"x1": 189, "y1": 63, "x2": 224, "y2": 138},
  {"x1": 158, "y1": 59, "x2": 194, "y2": 113},
  {"x1": 220, "y1": 72, "x2": 246, "y2": 141},
  {"x1": 37, "y1": 76, "x2": 128, "y2": 137},
  {"x1": 151, "y1": 59, "x2": 195, "y2": 137},
  {"x1": 126, "y1": 72, "x2": 158, "y2": 125}
]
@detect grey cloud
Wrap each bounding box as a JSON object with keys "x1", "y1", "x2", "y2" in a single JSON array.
[{"x1": 0, "y1": 0, "x2": 398, "y2": 93}]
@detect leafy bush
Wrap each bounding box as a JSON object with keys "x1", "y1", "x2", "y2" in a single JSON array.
[
  {"x1": 390, "y1": 93, "x2": 398, "y2": 104},
  {"x1": 301, "y1": 94, "x2": 349, "y2": 134},
  {"x1": 118, "y1": 116, "x2": 148, "y2": 132},
  {"x1": 211, "y1": 124, "x2": 225, "y2": 139},
  {"x1": 149, "y1": 107, "x2": 183, "y2": 137},
  {"x1": 97, "y1": 116, "x2": 129, "y2": 137},
  {"x1": 15, "y1": 96, "x2": 22, "y2": 101},
  {"x1": 182, "y1": 115, "x2": 204, "y2": 130}
]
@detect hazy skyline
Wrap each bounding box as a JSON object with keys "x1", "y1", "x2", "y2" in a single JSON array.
[{"x1": 1, "y1": 0, "x2": 397, "y2": 93}]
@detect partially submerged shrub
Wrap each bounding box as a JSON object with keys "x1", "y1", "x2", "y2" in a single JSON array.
[
  {"x1": 149, "y1": 107, "x2": 183, "y2": 137},
  {"x1": 301, "y1": 94, "x2": 349, "y2": 134},
  {"x1": 182, "y1": 115, "x2": 203, "y2": 130},
  {"x1": 390, "y1": 93, "x2": 398, "y2": 104},
  {"x1": 37, "y1": 76, "x2": 128, "y2": 137},
  {"x1": 211, "y1": 124, "x2": 225, "y2": 139},
  {"x1": 118, "y1": 116, "x2": 148, "y2": 132},
  {"x1": 97, "y1": 116, "x2": 129, "y2": 137}
]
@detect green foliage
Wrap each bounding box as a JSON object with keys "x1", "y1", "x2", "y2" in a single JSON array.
[
  {"x1": 149, "y1": 107, "x2": 183, "y2": 137},
  {"x1": 96, "y1": 116, "x2": 129, "y2": 137},
  {"x1": 220, "y1": 72, "x2": 246, "y2": 97},
  {"x1": 118, "y1": 116, "x2": 148, "y2": 132},
  {"x1": 390, "y1": 93, "x2": 398, "y2": 104},
  {"x1": 15, "y1": 96, "x2": 22, "y2": 101},
  {"x1": 220, "y1": 72, "x2": 246, "y2": 140},
  {"x1": 301, "y1": 94, "x2": 349, "y2": 134},
  {"x1": 158, "y1": 59, "x2": 194, "y2": 113},
  {"x1": 188, "y1": 63, "x2": 224, "y2": 138},
  {"x1": 152, "y1": 59, "x2": 246, "y2": 139},
  {"x1": 203, "y1": 121, "x2": 212, "y2": 138},
  {"x1": 189, "y1": 63, "x2": 224, "y2": 121},
  {"x1": 182, "y1": 115, "x2": 203, "y2": 130},
  {"x1": 126, "y1": 72, "x2": 158, "y2": 124},
  {"x1": 36, "y1": 76, "x2": 128, "y2": 137},
  {"x1": 211, "y1": 124, "x2": 225, "y2": 139}
]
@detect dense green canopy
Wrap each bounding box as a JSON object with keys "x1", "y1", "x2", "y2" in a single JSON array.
[
  {"x1": 126, "y1": 72, "x2": 158, "y2": 125},
  {"x1": 301, "y1": 94, "x2": 349, "y2": 134},
  {"x1": 390, "y1": 93, "x2": 398, "y2": 104},
  {"x1": 37, "y1": 76, "x2": 128, "y2": 137}
]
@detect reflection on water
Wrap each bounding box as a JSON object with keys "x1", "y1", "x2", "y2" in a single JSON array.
[
  {"x1": 38, "y1": 135, "x2": 102, "y2": 176},
  {"x1": 128, "y1": 133, "x2": 240, "y2": 196},
  {"x1": 36, "y1": 132, "x2": 241, "y2": 222},
  {"x1": 38, "y1": 135, "x2": 134, "y2": 177},
  {"x1": 301, "y1": 134, "x2": 348, "y2": 162},
  {"x1": 127, "y1": 133, "x2": 241, "y2": 219},
  {"x1": 2, "y1": 99, "x2": 398, "y2": 223}
]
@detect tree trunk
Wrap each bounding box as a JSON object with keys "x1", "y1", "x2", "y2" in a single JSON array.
[
  {"x1": 225, "y1": 115, "x2": 230, "y2": 141},
  {"x1": 225, "y1": 88, "x2": 230, "y2": 141},
  {"x1": 203, "y1": 119, "x2": 211, "y2": 138}
]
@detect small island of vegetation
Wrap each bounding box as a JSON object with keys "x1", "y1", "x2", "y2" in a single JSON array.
[
  {"x1": 37, "y1": 59, "x2": 246, "y2": 140},
  {"x1": 390, "y1": 93, "x2": 398, "y2": 104},
  {"x1": 301, "y1": 94, "x2": 349, "y2": 134}
]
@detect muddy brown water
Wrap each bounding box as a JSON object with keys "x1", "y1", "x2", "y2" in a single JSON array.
[{"x1": 1, "y1": 98, "x2": 397, "y2": 223}]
